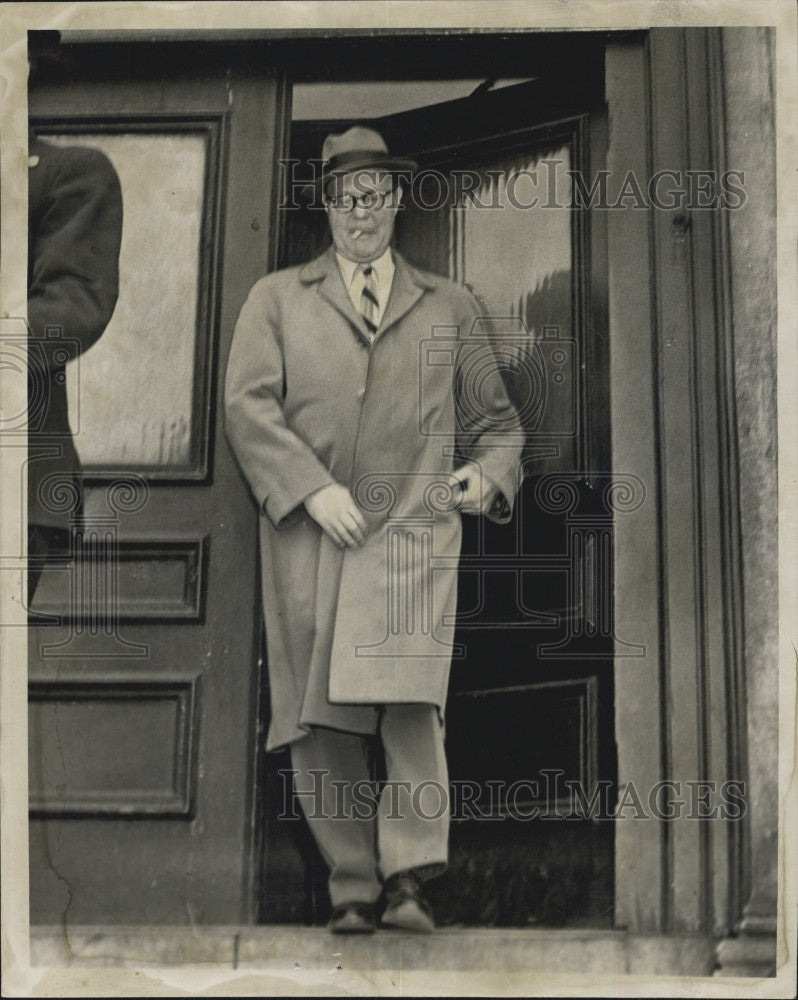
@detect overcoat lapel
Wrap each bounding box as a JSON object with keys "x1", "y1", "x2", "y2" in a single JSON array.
[
  {"x1": 375, "y1": 255, "x2": 431, "y2": 340},
  {"x1": 298, "y1": 246, "x2": 436, "y2": 344},
  {"x1": 299, "y1": 247, "x2": 371, "y2": 344}
]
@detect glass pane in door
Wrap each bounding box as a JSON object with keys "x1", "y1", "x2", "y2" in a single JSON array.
[
  {"x1": 451, "y1": 144, "x2": 576, "y2": 472},
  {"x1": 45, "y1": 132, "x2": 207, "y2": 472}
]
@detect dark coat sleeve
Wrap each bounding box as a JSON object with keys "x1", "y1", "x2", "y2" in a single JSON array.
[
  {"x1": 28, "y1": 142, "x2": 123, "y2": 370},
  {"x1": 224, "y1": 278, "x2": 335, "y2": 528}
]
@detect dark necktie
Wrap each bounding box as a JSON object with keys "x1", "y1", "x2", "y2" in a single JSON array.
[{"x1": 359, "y1": 264, "x2": 379, "y2": 336}]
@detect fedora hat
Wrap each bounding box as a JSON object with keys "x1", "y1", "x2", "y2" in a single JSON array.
[{"x1": 303, "y1": 126, "x2": 417, "y2": 199}]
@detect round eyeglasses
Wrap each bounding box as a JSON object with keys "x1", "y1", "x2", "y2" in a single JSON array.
[{"x1": 325, "y1": 189, "x2": 394, "y2": 213}]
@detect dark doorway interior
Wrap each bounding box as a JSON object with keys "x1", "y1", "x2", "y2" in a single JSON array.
[{"x1": 256, "y1": 35, "x2": 616, "y2": 928}]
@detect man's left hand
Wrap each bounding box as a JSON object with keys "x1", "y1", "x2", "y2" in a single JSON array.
[{"x1": 448, "y1": 462, "x2": 499, "y2": 515}]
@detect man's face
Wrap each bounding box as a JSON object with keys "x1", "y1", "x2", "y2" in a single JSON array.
[{"x1": 325, "y1": 169, "x2": 402, "y2": 264}]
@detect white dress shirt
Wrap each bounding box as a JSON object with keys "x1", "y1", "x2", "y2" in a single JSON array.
[{"x1": 335, "y1": 248, "x2": 395, "y2": 328}]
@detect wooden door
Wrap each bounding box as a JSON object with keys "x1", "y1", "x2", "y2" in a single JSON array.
[
  {"x1": 387, "y1": 82, "x2": 617, "y2": 928},
  {"x1": 270, "y1": 70, "x2": 617, "y2": 927},
  {"x1": 27, "y1": 43, "x2": 287, "y2": 924}
]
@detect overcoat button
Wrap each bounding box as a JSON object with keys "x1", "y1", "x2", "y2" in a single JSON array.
[{"x1": 357, "y1": 388, "x2": 366, "y2": 400}]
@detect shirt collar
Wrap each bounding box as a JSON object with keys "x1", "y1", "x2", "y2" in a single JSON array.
[{"x1": 335, "y1": 247, "x2": 394, "y2": 290}]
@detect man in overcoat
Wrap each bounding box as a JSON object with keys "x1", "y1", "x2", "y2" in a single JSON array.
[
  {"x1": 27, "y1": 132, "x2": 123, "y2": 599},
  {"x1": 225, "y1": 127, "x2": 523, "y2": 933}
]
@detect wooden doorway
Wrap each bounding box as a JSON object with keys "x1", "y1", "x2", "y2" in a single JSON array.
[{"x1": 259, "y1": 43, "x2": 616, "y2": 928}]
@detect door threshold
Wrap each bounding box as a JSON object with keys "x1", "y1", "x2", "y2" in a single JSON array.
[{"x1": 29, "y1": 924, "x2": 718, "y2": 977}]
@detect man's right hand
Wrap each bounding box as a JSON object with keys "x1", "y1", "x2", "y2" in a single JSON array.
[{"x1": 304, "y1": 483, "x2": 368, "y2": 548}]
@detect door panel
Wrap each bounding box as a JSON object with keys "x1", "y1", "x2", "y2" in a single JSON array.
[{"x1": 28, "y1": 54, "x2": 286, "y2": 923}]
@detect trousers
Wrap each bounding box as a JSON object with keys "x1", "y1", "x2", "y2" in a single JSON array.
[{"x1": 290, "y1": 703, "x2": 449, "y2": 906}]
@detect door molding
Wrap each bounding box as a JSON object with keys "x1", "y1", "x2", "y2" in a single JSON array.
[
  {"x1": 29, "y1": 674, "x2": 200, "y2": 818},
  {"x1": 30, "y1": 113, "x2": 228, "y2": 483},
  {"x1": 606, "y1": 29, "x2": 747, "y2": 937}
]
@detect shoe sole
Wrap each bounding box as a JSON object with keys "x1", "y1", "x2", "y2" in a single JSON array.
[{"x1": 380, "y1": 912, "x2": 435, "y2": 933}]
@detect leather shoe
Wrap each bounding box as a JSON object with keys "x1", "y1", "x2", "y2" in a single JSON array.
[
  {"x1": 380, "y1": 871, "x2": 435, "y2": 933},
  {"x1": 329, "y1": 902, "x2": 376, "y2": 934}
]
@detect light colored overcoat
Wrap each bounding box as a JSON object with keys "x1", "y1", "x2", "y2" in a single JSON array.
[{"x1": 225, "y1": 247, "x2": 522, "y2": 750}]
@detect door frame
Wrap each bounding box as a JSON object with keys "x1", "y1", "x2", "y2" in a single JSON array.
[
  {"x1": 606, "y1": 29, "x2": 747, "y2": 935},
  {"x1": 21, "y1": 26, "x2": 747, "y2": 938}
]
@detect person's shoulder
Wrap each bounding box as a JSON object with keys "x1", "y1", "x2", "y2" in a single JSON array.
[
  {"x1": 32, "y1": 138, "x2": 117, "y2": 183},
  {"x1": 241, "y1": 263, "x2": 311, "y2": 320},
  {"x1": 248, "y1": 247, "x2": 342, "y2": 298},
  {"x1": 398, "y1": 254, "x2": 469, "y2": 294},
  {"x1": 247, "y1": 262, "x2": 306, "y2": 297},
  {"x1": 400, "y1": 256, "x2": 482, "y2": 315}
]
